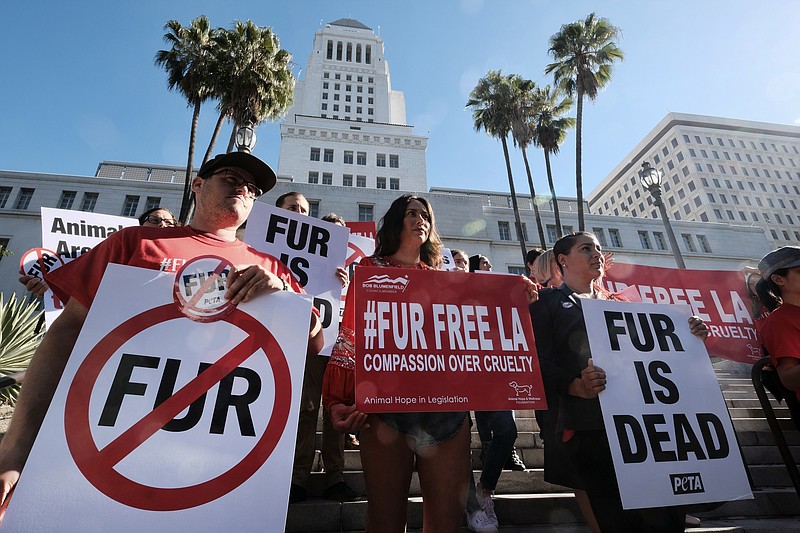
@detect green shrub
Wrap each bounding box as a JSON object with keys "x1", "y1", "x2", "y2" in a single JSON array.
[{"x1": 0, "y1": 293, "x2": 43, "y2": 405}]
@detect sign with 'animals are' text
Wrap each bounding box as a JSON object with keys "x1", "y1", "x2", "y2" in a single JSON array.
[{"x1": 583, "y1": 299, "x2": 752, "y2": 509}]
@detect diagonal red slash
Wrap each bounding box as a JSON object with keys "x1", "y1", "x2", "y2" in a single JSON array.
[
  {"x1": 185, "y1": 260, "x2": 230, "y2": 310},
  {"x1": 97, "y1": 330, "x2": 257, "y2": 467}
]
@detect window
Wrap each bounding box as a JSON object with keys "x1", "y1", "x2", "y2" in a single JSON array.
[
  {"x1": 322, "y1": 173, "x2": 332, "y2": 185},
  {"x1": 344, "y1": 151, "x2": 353, "y2": 164},
  {"x1": 546, "y1": 224, "x2": 558, "y2": 243},
  {"x1": 357, "y1": 152, "x2": 367, "y2": 165},
  {"x1": 145, "y1": 196, "x2": 161, "y2": 212},
  {"x1": 376, "y1": 177, "x2": 386, "y2": 189},
  {"x1": 609, "y1": 229, "x2": 623, "y2": 247},
  {"x1": 499, "y1": 222, "x2": 511, "y2": 241},
  {"x1": 14, "y1": 188, "x2": 34, "y2": 210},
  {"x1": 389, "y1": 154, "x2": 399, "y2": 168},
  {"x1": 308, "y1": 171, "x2": 319, "y2": 184},
  {"x1": 0, "y1": 187, "x2": 11, "y2": 208},
  {"x1": 592, "y1": 228, "x2": 607, "y2": 247},
  {"x1": 343, "y1": 174, "x2": 353, "y2": 187},
  {"x1": 308, "y1": 201, "x2": 320, "y2": 218},
  {"x1": 697, "y1": 235, "x2": 712, "y2": 254},
  {"x1": 390, "y1": 178, "x2": 400, "y2": 190},
  {"x1": 515, "y1": 222, "x2": 528, "y2": 242},
  {"x1": 310, "y1": 148, "x2": 320, "y2": 161},
  {"x1": 356, "y1": 175, "x2": 366, "y2": 187},
  {"x1": 80, "y1": 192, "x2": 98, "y2": 212},
  {"x1": 653, "y1": 232, "x2": 667, "y2": 251},
  {"x1": 358, "y1": 204, "x2": 374, "y2": 221},
  {"x1": 638, "y1": 231, "x2": 652, "y2": 250},
  {"x1": 682, "y1": 234, "x2": 697, "y2": 253},
  {"x1": 122, "y1": 195, "x2": 139, "y2": 217},
  {"x1": 376, "y1": 153, "x2": 386, "y2": 167},
  {"x1": 323, "y1": 149, "x2": 334, "y2": 162},
  {"x1": 58, "y1": 190, "x2": 77, "y2": 210}
]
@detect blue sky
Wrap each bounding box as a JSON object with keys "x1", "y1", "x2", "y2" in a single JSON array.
[{"x1": 2, "y1": 1, "x2": 799, "y2": 198}]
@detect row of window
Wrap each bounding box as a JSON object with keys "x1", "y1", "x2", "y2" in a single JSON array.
[
  {"x1": 0, "y1": 186, "x2": 163, "y2": 217},
  {"x1": 307, "y1": 172, "x2": 400, "y2": 190},
  {"x1": 310, "y1": 147, "x2": 399, "y2": 167},
  {"x1": 325, "y1": 40, "x2": 372, "y2": 64},
  {"x1": 496, "y1": 219, "x2": 714, "y2": 254},
  {"x1": 682, "y1": 133, "x2": 800, "y2": 156}
]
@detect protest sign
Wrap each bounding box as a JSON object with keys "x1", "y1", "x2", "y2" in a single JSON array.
[
  {"x1": 341, "y1": 232, "x2": 376, "y2": 314},
  {"x1": 440, "y1": 248, "x2": 456, "y2": 271},
  {"x1": 583, "y1": 299, "x2": 752, "y2": 509},
  {"x1": 603, "y1": 263, "x2": 760, "y2": 363},
  {"x1": 354, "y1": 267, "x2": 545, "y2": 412},
  {"x1": 345, "y1": 221, "x2": 376, "y2": 240},
  {"x1": 243, "y1": 203, "x2": 349, "y2": 355},
  {"x1": 39, "y1": 207, "x2": 138, "y2": 327},
  {"x1": 4, "y1": 261, "x2": 311, "y2": 532}
]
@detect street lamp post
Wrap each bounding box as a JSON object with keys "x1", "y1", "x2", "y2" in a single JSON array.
[
  {"x1": 638, "y1": 161, "x2": 687, "y2": 269},
  {"x1": 235, "y1": 124, "x2": 257, "y2": 153}
]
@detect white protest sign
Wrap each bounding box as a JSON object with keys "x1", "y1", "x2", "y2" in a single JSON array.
[
  {"x1": 244, "y1": 203, "x2": 349, "y2": 355},
  {"x1": 5, "y1": 263, "x2": 311, "y2": 532},
  {"x1": 341, "y1": 232, "x2": 376, "y2": 313},
  {"x1": 40, "y1": 207, "x2": 138, "y2": 327},
  {"x1": 582, "y1": 299, "x2": 752, "y2": 509},
  {"x1": 440, "y1": 248, "x2": 456, "y2": 271}
]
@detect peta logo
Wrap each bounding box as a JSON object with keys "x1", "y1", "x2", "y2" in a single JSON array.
[{"x1": 669, "y1": 472, "x2": 704, "y2": 495}]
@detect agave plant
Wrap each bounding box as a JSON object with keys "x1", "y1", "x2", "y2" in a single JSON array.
[{"x1": 0, "y1": 293, "x2": 43, "y2": 405}]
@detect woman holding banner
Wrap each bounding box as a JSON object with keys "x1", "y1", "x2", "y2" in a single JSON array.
[
  {"x1": 756, "y1": 246, "x2": 800, "y2": 399},
  {"x1": 323, "y1": 194, "x2": 470, "y2": 533},
  {"x1": 530, "y1": 232, "x2": 707, "y2": 533}
]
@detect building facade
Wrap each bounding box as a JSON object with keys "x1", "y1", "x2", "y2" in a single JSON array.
[
  {"x1": 589, "y1": 112, "x2": 800, "y2": 249},
  {"x1": 276, "y1": 18, "x2": 428, "y2": 193}
]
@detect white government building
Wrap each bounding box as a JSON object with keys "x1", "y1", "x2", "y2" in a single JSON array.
[{"x1": 0, "y1": 18, "x2": 774, "y2": 300}]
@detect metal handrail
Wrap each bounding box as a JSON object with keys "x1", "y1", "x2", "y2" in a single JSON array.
[{"x1": 750, "y1": 357, "x2": 800, "y2": 500}]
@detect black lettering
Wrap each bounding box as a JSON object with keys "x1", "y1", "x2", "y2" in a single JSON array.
[
  {"x1": 674, "y1": 413, "x2": 706, "y2": 461},
  {"x1": 697, "y1": 413, "x2": 729, "y2": 459},
  {"x1": 651, "y1": 313, "x2": 684, "y2": 351},
  {"x1": 605, "y1": 311, "x2": 626, "y2": 351},
  {"x1": 286, "y1": 219, "x2": 309, "y2": 251},
  {"x1": 99, "y1": 354, "x2": 160, "y2": 427},
  {"x1": 279, "y1": 253, "x2": 309, "y2": 286},
  {"x1": 156, "y1": 360, "x2": 211, "y2": 432},
  {"x1": 614, "y1": 414, "x2": 647, "y2": 463},
  {"x1": 308, "y1": 226, "x2": 330, "y2": 256},
  {"x1": 643, "y1": 413, "x2": 677, "y2": 462},
  {"x1": 210, "y1": 367, "x2": 261, "y2": 436},
  {"x1": 51, "y1": 217, "x2": 66, "y2": 233},
  {"x1": 314, "y1": 297, "x2": 333, "y2": 328},
  {"x1": 634, "y1": 361, "x2": 654, "y2": 404},
  {"x1": 265, "y1": 214, "x2": 289, "y2": 243},
  {"x1": 649, "y1": 360, "x2": 679, "y2": 404},
  {"x1": 626, "y1": 312, "x2": 655, "y2": 351}
]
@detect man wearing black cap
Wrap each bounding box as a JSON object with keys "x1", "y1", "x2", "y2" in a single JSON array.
[{"x1": 0, "y1": 153, "x2": 324, "y2": 512}]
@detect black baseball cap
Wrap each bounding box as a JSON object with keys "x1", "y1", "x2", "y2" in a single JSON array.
[
  {"x1": 197, "y1": 152, "x2": 277, "y2": 194},
  {"x1": 759, "y1": 246, "x2": 800, "y2": 280}
]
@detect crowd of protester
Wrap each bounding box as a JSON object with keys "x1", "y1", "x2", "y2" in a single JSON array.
[{"x1": 7, "y1": 151, "x2": 791, "y2": 532}]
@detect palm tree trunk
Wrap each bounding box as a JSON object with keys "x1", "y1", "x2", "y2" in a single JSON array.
[
  {"x1": 544, "y1": 150, "x2": 563, "y2": 239},
  {"x1": 203, "y1": 112, "x2": 227, "y2": 165},
  {"x1": 226, "y1": 122, "x2": 238, "y2": 153},
  {"x1": 501, "y1": 136, "x2": 528, "y2": 264},
  {"x1": 575, "y1": 88, "x2": 585, "y2": 231},
  {"x1": 179, "y1": 99, "x2": 202, "y2": 225},
  {"x1": 521, "y1": 147, "x2": 546, "y2": 248}
]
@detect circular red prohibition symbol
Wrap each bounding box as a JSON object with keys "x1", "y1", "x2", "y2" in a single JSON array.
[
  {"x1": 63, "y1": 304, "x2": 292, "y2": 511},
  {"x1": 18, "y1": 247, "x2": 65, "y2": 278},
  {"x1": 172, "y1": 255, "x2": 236, "y2": 323}
]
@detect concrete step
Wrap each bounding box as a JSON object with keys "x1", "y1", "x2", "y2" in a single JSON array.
[{"x1": 728, "y1": 407, "x2": 792, "y2": 419}]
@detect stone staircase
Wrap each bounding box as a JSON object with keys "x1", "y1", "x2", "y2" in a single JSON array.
[{"x1": 286, "y1": 359, "x2": 800, "y2": 532}]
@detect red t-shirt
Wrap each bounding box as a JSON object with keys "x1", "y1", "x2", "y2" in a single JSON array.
[
  {"x1": 760, "y1": 302, "x2": 800, "y2": 400},
  {"x1": 46, "y1": 225, "x2": 304, "y2": 309}
]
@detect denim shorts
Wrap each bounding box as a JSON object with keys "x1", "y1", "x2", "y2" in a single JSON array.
[{"x1": 377, "y1": 411, "x2": 468, "y2": 448}]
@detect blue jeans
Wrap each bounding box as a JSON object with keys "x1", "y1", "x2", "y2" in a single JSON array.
[{"x1": 466, "y1": 411, "x2": 518, "y2": 512}]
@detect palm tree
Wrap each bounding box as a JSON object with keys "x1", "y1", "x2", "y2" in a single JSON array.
[
  {"x1": 545, "y1": 12, "x2": 623, "y2": 231},
  {"x1": 509, "y1": 79, "x2": 547, "y2": 248},
  {"x1": 467, "y1": 71, "x2": 529, "y2": 263},
  {"x1": 531, "y1": 86, "x2": 575, "y2": 240},
  {"x1": 205, "y1": 21, "x2": 295, "y2": 159},
  {"x1": 155, "y1": 16, "x2": 218, "y2": 224}
]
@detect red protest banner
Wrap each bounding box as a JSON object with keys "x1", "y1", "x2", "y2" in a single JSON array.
[
  {"x1": 602, "y1": 263, "x2": 761, "y2": 364},
  {"x1": 345, "y1": 221, "x2": 376, "y2": 240},
  {"x1": 353, "y1": 267, "x2": 546, "y2": 412}
]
